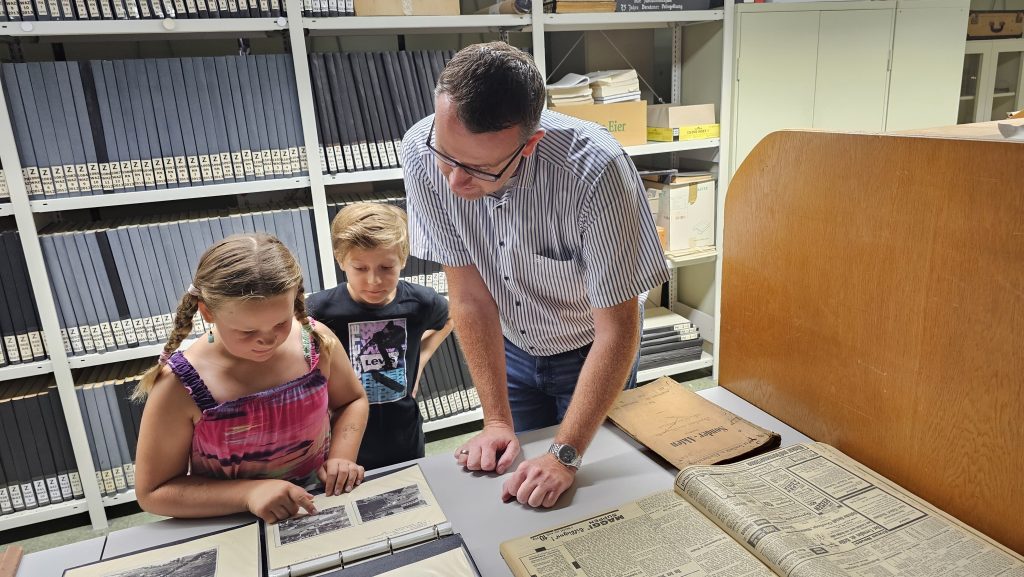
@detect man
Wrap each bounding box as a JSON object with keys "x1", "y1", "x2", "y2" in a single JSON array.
[{"x1": 401, "y1": 42, "x2": 670, "y2": 508}]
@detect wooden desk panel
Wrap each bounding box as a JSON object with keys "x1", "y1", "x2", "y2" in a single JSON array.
[{"x1": 720, "y1": 130, "x2": 1024, "y2": 553}]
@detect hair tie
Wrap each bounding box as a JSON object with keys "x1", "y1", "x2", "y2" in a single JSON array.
[
  {"x1": 157, "y1": 350, "x2": 173, "y2": 366},
  {"x1": 187, "y1": 284, "x2": 201, "y2": 297}
]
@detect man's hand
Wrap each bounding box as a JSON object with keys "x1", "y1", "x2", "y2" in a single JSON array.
[
  {"x1": 318, "y1": 458, "x2": 364, "y2": 496},
  {"x1": 454, "y1": 423, "x2": 520, "y2": 475},
  {"x1": 500, "y1": 453, "x2": 575, "y2": 508},
  {"x1": 244, "y1": 480, "x2": 317, "y2": 524}
]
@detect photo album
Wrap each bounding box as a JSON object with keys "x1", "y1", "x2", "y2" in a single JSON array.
[{"x1": 62, "y1": 465, "x2": 481, "y2": 577}]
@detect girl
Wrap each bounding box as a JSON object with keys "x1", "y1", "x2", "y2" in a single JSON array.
[{"x1": 133, "y1": 233, "x2": 369, "y2": 524}]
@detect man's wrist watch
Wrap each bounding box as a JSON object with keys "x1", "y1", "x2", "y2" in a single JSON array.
[{"x1": 548, "y1": 443, "x2": 582, "y2": 470}]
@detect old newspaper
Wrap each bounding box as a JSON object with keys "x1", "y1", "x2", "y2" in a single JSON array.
[{"x1": 501, "y1": 443, "x2": 1024, "y2": 577}]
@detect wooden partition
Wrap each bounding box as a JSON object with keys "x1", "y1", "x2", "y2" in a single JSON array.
[{"x1": 719, "y1": 128, "x2": 1024, "y2": 553}]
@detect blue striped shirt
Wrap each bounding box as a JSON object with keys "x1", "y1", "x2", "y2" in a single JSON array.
[{"x1": 402, "y1": 110, "x2": 671, "y2": 356}]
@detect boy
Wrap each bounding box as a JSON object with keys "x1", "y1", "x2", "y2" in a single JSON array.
[{"x1": 308, "y1": 203, "x2": 453, "y2": 470}]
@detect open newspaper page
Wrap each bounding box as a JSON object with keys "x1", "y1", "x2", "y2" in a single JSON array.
[
  {"x1": 674, "y1": 442, "x2": 1024, "y2": 577},
  {"x1": 499, "y1": 489, "x2": 775, "y2": 577}
]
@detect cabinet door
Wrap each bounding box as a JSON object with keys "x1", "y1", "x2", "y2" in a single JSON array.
[
  {"x1": 885, "y1": 3, "x2": 970, "y2": 131},
  {"x1": 733, "y1": 11, "x2": 820, "y2": 171},
  {"x1": 989, "y1": 44, "x2": 1024, "y2": 120},
  {"x1": 813, "y1": 10, "x2": 894, "y2": 132}
]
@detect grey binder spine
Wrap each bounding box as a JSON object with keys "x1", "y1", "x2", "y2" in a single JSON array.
[
  {"x1": 202, "y1": 58, "x2": 235, "y2": 182},
  {"x1": 54, "y1": 62, "x2": 92, "y2": 195},
  {"x1": 102, "y1": 61, "x2": 137, "y2": 192},
  {"x1": 39, "y1": 62, "x2": 80, "y2": 196}
]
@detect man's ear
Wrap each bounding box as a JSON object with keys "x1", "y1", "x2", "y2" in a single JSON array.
[
  {"x1": 197, "y1": 301, "x2": 214, "y2": 323},
  {"x1": 521, "y1": 129, "x2": 546, "y2": 158}
]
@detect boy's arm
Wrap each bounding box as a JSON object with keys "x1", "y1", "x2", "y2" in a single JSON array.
[
  {"x1": 317, "y1": 323, "x2": 369, "y2": 462},
  {"x1": 413, "y1": 319, "x2": 454, "y2": 397},
  {"x1": 317, "y1": 322, "x2": 370, "y2": 494}
]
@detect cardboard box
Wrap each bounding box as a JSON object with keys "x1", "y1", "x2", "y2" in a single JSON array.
[
  {"x1": 647, "y1": 103, "x2": 720, "y2": 142},
  {"x1": 552, "y1": 101, "x2": 647, "y2": 147},
  {"x1": 354, "y1": 0, "x2": 459, "y2": 16},
  {"x1": 967, "y1": 11, "x2": 1023, "y2": 39},
  {"x1": 652, "y1": 177, "x2": 716, "y2": 251}
]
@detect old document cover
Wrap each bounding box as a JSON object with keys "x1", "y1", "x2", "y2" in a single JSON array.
[{"x1": 607, "y1": 377, "x2": 780, "y2": 469}]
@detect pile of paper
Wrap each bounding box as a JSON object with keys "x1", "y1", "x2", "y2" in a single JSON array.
[
  {"x1": 545, "y1": 72, "x2": 594, "y2": 106},
  {"x1": 547, "y1": 69, "x2": 642, "y2": 107},
  {"x1": 588, "y1": 69, "x2": 641, "y2": 103}
]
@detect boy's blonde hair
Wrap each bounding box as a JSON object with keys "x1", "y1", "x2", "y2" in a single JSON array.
[
  {"x1": 134, "y1": 233, "x2": 335, "y2": 400},
  {"x1": 331, "y1": 203, "x2": 410, "y2": 265}
]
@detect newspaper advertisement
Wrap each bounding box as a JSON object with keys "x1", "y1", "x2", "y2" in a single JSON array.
[
  {"x1": 674, "y1": 443, "x2": 1024, "y2": 577},
  {"x1": 500, "y1": 490, "x2": 775, "y2": 577}
]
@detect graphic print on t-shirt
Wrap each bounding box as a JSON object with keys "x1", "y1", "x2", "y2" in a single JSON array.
[{"x1": 349, "y1": 319, "x2": 408, "y2": 403}]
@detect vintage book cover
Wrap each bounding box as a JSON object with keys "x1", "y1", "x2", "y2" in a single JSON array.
[
  {"x1": 501, "y1": 442, "x2": 1024, "y2": 577},
  {"x1": 607, "y1": 377, "x2": 780, "y2": 469}
]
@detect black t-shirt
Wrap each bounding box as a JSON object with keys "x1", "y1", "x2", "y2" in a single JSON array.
[{"x1": 308, "y1": 281, "x2": 449, "y2": 470}]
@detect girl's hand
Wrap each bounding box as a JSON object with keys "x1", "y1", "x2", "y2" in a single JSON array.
[
  {"x1": 245, "y1": 480, "x2": 317, "y2": 524},
  {"x1": 318, "y1": 458, "x2": 364, "y2": 496}
]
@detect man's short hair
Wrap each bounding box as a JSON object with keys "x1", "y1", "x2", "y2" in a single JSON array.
[
  {"x1": 435, "y1": 41, "x2": 544, "y2": 140},
  {"x1": 331, "y1": 202, "x2": 410, "y2": 265}
]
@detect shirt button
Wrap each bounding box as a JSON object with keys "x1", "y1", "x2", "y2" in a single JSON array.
[
  {"x1": 499, "y1": 241, "x2": 505, "y2": 247},
  {"x1": 520, "y1": 330, "x2": 526, "y2": 335},
  {"x1": 529, "y1": 346, "x2": 535, "y2": 350},
  {"x1": 503, "y1": 276, "x2": 509, "y2": 281},
  {"x1": 515, "y1": 301, "x2": 521, "y2": 306}
]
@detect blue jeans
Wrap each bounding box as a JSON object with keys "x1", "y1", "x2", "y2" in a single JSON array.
[{"x1": 505, "y1": 338, "x2": 640, "y2": 433}]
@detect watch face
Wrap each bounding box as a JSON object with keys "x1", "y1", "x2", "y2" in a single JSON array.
[{"x1": 557, "y1": 444, "x2": 578, "y2": 464}]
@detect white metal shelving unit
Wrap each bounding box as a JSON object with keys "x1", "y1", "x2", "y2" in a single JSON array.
[
  {"x1": 0, "y1": 6, "x2": 731, "y2": 532},
  {"x1": 0, "y1": 17, "x2": 288, "y2": 37},
  {"x1": 0, "y1": 359, "x2": 53, "y2": 380},
  {"x1": 637, "y1": 351, "x2": 713, "y2": 383},
  {"x1": 29, "y1": 177, "x2": 311, "y2": 213}
]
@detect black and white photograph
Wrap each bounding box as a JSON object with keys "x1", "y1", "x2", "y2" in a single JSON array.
[
  {"x1": 276, "y1": 505, "x2": 353, "y2": 546},
  {"x1": 104, "y1": 549, "x2": 218, "y2": 577},
  {"x1": 356, "y1": 484, "x2": 428, "y2": 523}
]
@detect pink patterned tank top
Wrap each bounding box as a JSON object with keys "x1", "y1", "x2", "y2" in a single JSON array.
[{"x1": 167, "y1": 321, "x2": 330, "y2": 486}]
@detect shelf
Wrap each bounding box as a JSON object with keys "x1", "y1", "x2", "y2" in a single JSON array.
[
  {"x1": 0, "y1": 360, "x2": 53, "y2": 382},
  {"x1": 637, "y1": 350, "x2": 713, "y2": 383},
  {"x1": 305, "y1": 14, "x2": 529, "y2": 34},
  {"x1": 30, "y1": 177, "x2": 310, "y2": 212},
  {"x1": 543, "y1": 10, "x2": 723, "y2": 32},
  {"x1": 422, "y1": 407, "x2": 483, "y2": 434},
  {"x1": 68, "y1": 337, "x2": 197, "y2": 369},
  {"x1": 0, "y1": 202, "x2": 12, "y2": 217},
  {"x1": 625, "y1": 138, "x2": 720, "y2": 156},
  {"x1": 993, "y1": 92, "x2": 1017, "y2": 98},
  {"x1": 0, "y1": 17, "x2": 287, "y2": 38},
  {"x1": 320, "y1": 140, "x2": 719, "y2": 185},
  {"x1": 0, "y1": 498, "x2": 88, "y2": 532},
  {"x1": 103, "y1": 489, "x2": 137, "y2": 507},
  {"x1": 664, "y1": 246, "x2": 718, "y2": 268},
  {"x1": 324, "y1": 168, "x2": 404, "y2": 186},
  {"x1": 960, "y1": 95, "x2": 976, "y2": 101}
]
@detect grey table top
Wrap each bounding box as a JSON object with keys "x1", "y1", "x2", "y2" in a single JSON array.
[{"x1": 19, "y1": 385, "x2": 812, "y2": 577}]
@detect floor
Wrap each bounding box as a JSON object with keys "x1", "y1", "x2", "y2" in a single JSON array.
[{"x1": 0, "y1": 371, "x2": 714, "y2": 556}]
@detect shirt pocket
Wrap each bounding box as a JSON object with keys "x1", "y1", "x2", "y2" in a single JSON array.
[{"x1": 512, "y1": 252, "x2": 589, "y2": 308}]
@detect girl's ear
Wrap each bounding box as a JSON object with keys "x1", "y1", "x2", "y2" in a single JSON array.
[{"x1": 197, "y1": 300, "x2": 214, "y2": 323}]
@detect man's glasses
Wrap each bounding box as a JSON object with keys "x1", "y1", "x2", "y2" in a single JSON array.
[{"x1": 425, "y1": 120, "x2": 527, "y2": 183}]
